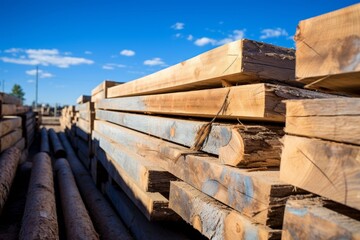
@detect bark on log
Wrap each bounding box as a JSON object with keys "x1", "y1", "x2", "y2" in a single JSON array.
[
  {"x1": 40, "y1": 127, "x2": 50, "y2": 154},
  {"x1": 48, "y1": 128, "x2": 66, "y2": 158}
]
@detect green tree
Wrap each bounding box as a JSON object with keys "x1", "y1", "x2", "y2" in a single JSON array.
[{"x1": 11, "y1": 84, "x2": 25, "y2": 102}]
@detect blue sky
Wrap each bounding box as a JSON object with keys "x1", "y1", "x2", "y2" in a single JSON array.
[{"x1": 0, "y1": 0, "x2": 357, "y2": 106}]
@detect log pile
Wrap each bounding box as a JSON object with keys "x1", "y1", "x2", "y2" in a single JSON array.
[{"x1": 280, "y1": 3, "x2": 360, "y2": 239}]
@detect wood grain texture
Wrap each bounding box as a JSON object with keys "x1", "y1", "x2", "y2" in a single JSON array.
[
  {"x1": 75, "y1": 102, "x2": 94, "y2": 112},
  {"x1": 285, "y1": 98, "x2": 360, "y2": 145},
  {"x1": 93, "y1": 120, "x2": 303, "y2": 227},
  {"x1": 108, "y1": 39, "x2": 295, "y2": 98},
  {"x1": 0, "y1": 128, "x2": 22, "y2": 152},
  {"x1": 280, "y1": 135, "x2": 360, "y2": 211},
  {"x1": 0, "y1": 117, "x2": 21, "y2": 137},
  {"x1": 283, "y1": 198, "x2": 360, "y2": 240},
  {"x1": 79, "y1": 111, "x2": 95, "y2": 122},
  {"x1": 92, "y1": 130, "x2": 175, "y2": 193},
  {"x1": 0, "y1": 93, "x2": 22, "y2": 105},
  {"x1": 92, "y1": 141, "x2": 176, "y2": 221},
  {"x1": 169, "y1": 181, "x2": 281, "y2": 240},
  {"x1": 77, "y1": 118, "x2": 92, "y2": 134},
  {"x1": 76, "y1": 95, "x2": 91, "y2": 104},
  {"x1": 96, "y1": 110, "x2": 283, "y2": 167},
  {"x1": 295, "y1": 3, "x2": 360, "y2": 95},
  {"x1": 98, "y1": 84, "x2": 333, "y2": 122}
]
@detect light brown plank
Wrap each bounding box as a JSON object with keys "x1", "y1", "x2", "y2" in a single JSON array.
[
  {"x1": 295, "y1": 3, "x2": 360, "y2": 95},
  {"x1": 0, "y1": 117, "x2": 22, "y2": 137},
  {"x1": 283, "y1": 198, "x2": 360, "y2": 240},
  {"x1": 280, "y1": 135, "x2": 360, "y2": 211},
  {"x1": 98, "y1": 84, "x2": 333, "y2": 122},
  {"x1": 108, "y1": 39, "x2": 295, "y2": 98}
]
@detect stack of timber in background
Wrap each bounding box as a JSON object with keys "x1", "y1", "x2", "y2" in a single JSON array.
[
  {"x1": 60, "y1": 105, "x2": 77, "y2": 148},
  {"x1": 75, "y1": 95, "x2": 94, "y2": 169},
  {"x1": 91, "y1": 80, "x2": 122, "y2": 103},
  {"x1": 20, "y1": 110, "x2": 37, "y2": 149},
  {"x1": 280, "y1": 4, "x2": 360, "y2": 239},
  {"x1": 0, "y1": 92, "x2": 32, "y2": 162},
  {"x1": 91, "y1": 39, "x2": 338, "y2": 239}
]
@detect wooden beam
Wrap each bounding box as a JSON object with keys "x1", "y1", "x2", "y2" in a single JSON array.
[
  {"x1": 99, "y1": 83, "x2": 334, "y2": 122},
  {"x1": 77, "y1": 118, "x2": 92, "y2": 134},
  {"x1": 91, "y1": 80, "x2": 122, "y2": 96},
  {"x1": 79, "y1": 111, "x2": 94, "y2": 122},
  {"x1": 285, "y1": 98, "x2": 360, "y2": 145},
  {"x1": 0, "y1": 117, "x2": 21, "y2": 137},
  {"x1": 76, "y1": 95, "x2": 91, "y2": 104},
  {"x1": 169, "y1": 181, "x2": 281, "y2": 240},
  {"x1": 92, "y1": 140, "x2": 177, "y2": 221},
  {"x1": 94, "y1": 119, "x2": 282, "y2": 168},
  {"x1": 0, "y1": 93, "x2": 22, "y2": 105},
  {"x1": 280, "y1": 135, "x2": 360, "y2": 211},
  {"x1": 95, "y1": 110, "x2": 283, "y2": 167},
  {"x1": 75, "y1": 102, "x2": 94, "y2": 112},
  {"x1": 92, "y1": 130, "x2": 175, "y2": 193},
  {"x1": 1, "y1": 129, "x2": 22, "y2": 152},
  {"x1": 105, "y1": 182, "x2": 195, "y2": 240},
  {"x1": 283, "y1": 198, "x2": 360, "y2": 240},
  {"x1": 1, "y1": 104, "x2": 17, "y2": 116},
  {"x1": 108, "y1": 39, "x2": 295, "y2": 98},
  {"x1": 93, "y1": 120, "x2": 302, "y2": 228},
  {"x1": 295, "y1": 3, "x2": 360, "y2": 95}
]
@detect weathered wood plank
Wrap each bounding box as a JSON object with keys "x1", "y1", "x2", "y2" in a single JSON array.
[
  {"x1": 108, "y1": 39, "x2": 295, "y2": 98},
  {"x1": 96, "y1": 110, "x2": 283, "y2": 167},
  {"x1": 1, "y1": 104, "x2": 17, "y2": 116},
  {"x1": 93, "y1": 120, "x2": 301, "y2": 228},
  {"x1": 295, "y1": 3, "x2": 360, "y2": 95},
  {"x1": 105, "y1": 182, "x2": 196, "y2": 240},
  {"x1": 92, "y1": 130, "x2": 175, "y2": 193},
  {"x1": 98, "y1": 84, "x2": 334, "y2": 122},
  {"x1": 280, "y1": 135, "x2": 360, "y2": 211},
  {"x1": 0, "y1": 129, "x2": 22, "y2": 152},
  {"x1": 0, "y1": 93, "x2": 22, "y2": 105},
  {"x1": 76, "y1": 95, "x2": 91, "y2": 104},
  {"x1": 75, "y1": 102, "x2": 94, "y2": 112},
  {"x1": 79, "y1": 111, "x2": 94, "y2": 122},
  {"x1": 91, "y1": 91, "x2": 105, "y2": 103},
  {"x1": 283, "y1": 198, "x2": 360, "y2": 240},
  {"x1": 0, "y1": 117, "x2": 21, "y2": 137},
  {"x1": 77, "y1": 118, "x2": 92, "y2": 134},
  {"x1": 285, "y1": 98, "x2": 360, "y2": 145},
  {"x1": 92, "y1": 142, "x2": 176, "y2": 221},
  {"x1": 169, "y1": 181, "x2": 281, "y2": 240}
]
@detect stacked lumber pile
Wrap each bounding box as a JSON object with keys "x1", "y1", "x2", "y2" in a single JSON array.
[
  {"x1": 91, "y1": 80, "x2": 122, "y2": 103},
  {"x1": 60, "y1": 105, "x2": 77, "y2": 147},
  {"x1": 75, "y1": 95, "x2": 94, "y2": 169},
  {"x1": 89, "y1": 39, "x2": 337, "y2": 239},
  {"x1": 280, "y1": 4, "x2": 360, "y2": 239},
  {"x1": 0, "y1": 92, "x2": 33, "y2": 161}
]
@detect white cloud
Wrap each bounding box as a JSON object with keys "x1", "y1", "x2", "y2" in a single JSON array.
[
  {"x1": 260, "y1": 28, "x2": 288, "y2": 39},
  {"x1": 84, "y1": 51, "x2": 92, "y2": 55},
  {"x1": 64, "y1": 51, "x2": 72, "y2": 56},
  {"x1": 27, "y1": 79, "x2": 34, "y2": 83},
  {"x1": 102, "y1": 63, "x2": 126, "y2": 70},
  {"x1": 1, "y1": 48, "x2": 94, "y2": 68},
  {"x1": 144, "y1": 57, "x2": 165, "y2": 66},
  {"x1": 175, "y1": 33, "x2": 182, "y2": 38},
  {"x1": 194, "y1": 29, "x2": 246, "y2": 47},
  {"x1": 26, "y1": 69, "x2": 54, "y2": 78},
  {"x1": 171, "y1": 22, "x2": 184, "y2": 30},
  {"x1": 120, "y1": 49, "x2": 135, "y2": 57},
  {"x1": 194, "y1": 37, "x2": 217, "y2": 46},
  {"x1": 4, "y1": 48, "x2": 22, "y2": 53},
  {"x1": 187, "y1": 35, "x2": 193, "y2": 41}
]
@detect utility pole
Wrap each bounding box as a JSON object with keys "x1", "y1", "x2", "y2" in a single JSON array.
[{"x1": 35, "y1": 66, "x2": 39, "y2": 109}]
